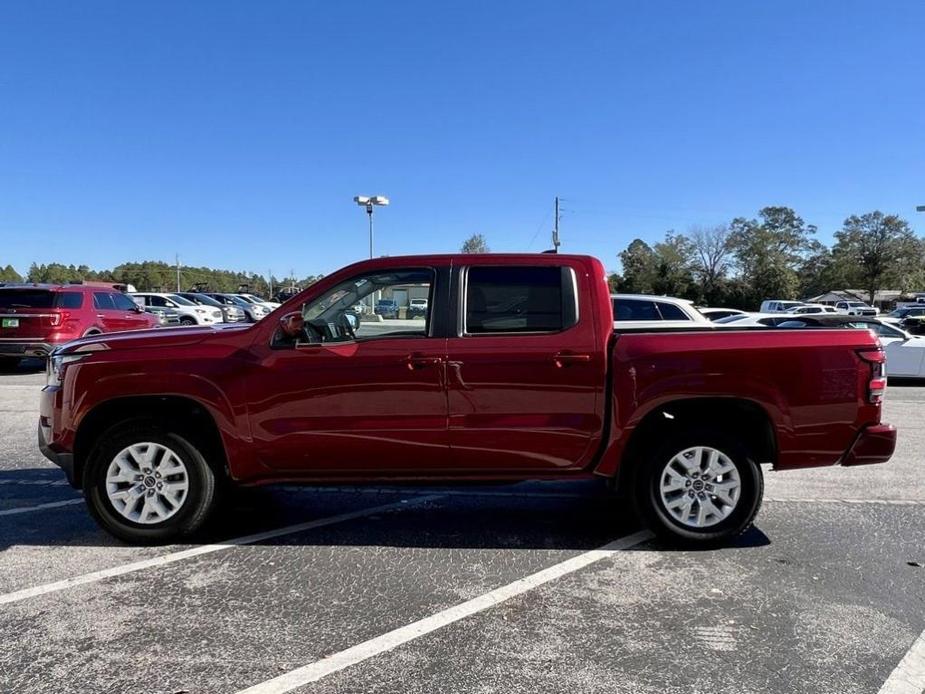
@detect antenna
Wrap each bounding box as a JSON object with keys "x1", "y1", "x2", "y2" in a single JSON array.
[{"x1": 551, "y1": 196, "x2": 561, "y2": 253}]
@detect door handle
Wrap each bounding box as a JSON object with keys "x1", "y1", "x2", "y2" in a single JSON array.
[
  {"x1": 553, "y1": 351, "x2": 592, "y2": 368},
  {"x1": 404, "y1": 354, "x2": 443, "y2": 370},
  {"x1": 96, "y1": 314, "x2": 105, "y2": 319}
]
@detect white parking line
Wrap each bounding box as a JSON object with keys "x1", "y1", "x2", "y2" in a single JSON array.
[
  {"x1": 0, "y1": 498, "x2": 83, "y2": 516},
  {"x1": 878, "y1": 629, "x2": 925, "y2": 694},
  {"x1": 235, "y1": 529, "x2": 655, "y2": 694},
  {"x1": 0, "y1": 495, "x2": 439, "y2": 607}
]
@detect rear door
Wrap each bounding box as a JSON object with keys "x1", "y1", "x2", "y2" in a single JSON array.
[
  {"x1": 445, "y1": 261, "x2": 607, "y2": 472},
  {"x1": 93, "y1": 292, "x2": 139, "y2": 332}
]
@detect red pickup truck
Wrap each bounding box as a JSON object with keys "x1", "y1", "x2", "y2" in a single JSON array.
[{"x1": 38, "y1": 254, "x2": 896, "y2": 545}]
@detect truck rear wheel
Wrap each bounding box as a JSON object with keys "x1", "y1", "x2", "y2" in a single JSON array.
[
  {"x1": 635, "y1": 430, "x2": 763, "y2": 545},
  {"x1": 83, "y1": 419, "x2": 220, "y2": 544}
]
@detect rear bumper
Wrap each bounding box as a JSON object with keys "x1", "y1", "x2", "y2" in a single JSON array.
[
  {"x1": 841, "y1": 423, "x2": 897, "y2": 466},
  {"x1": 0, "y1": 341, "x2": 55, "y2": 358}
]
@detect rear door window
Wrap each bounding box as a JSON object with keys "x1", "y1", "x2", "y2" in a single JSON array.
[
  {"x1": 465, "y1": 266, "x2": 575, "y2": 334},
  {"x1": 655, "y1": 302, "x2": 689, "y2": 320},
  {"x1": 614, "y1": 298, "x2": 660, "y2": 321}
]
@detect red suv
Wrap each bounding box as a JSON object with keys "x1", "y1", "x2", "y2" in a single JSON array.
[{"x1": 0, "y1": 283, "x2": 158, "y2": 368}]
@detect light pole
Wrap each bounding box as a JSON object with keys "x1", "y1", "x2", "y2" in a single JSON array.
[{"x1": 354, "y1": 195, "x2": 390, "y2": 259}]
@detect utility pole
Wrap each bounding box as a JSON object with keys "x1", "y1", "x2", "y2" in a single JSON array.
[
  {"x1": 268, "y1": 269, "x2": 273, "y2": 299},
  {"x1": 551, "y1": 196, "x2": 561, "y2": 252},
  {"x1": 175, "y1": 254, "x2": 181, "y2": 292}
]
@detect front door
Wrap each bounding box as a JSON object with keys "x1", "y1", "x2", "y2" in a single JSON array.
[
  {"x1": 246, "y1": 266, "x2": 449, "y2": 474},
  {"x1": 445, "y1": 263, "x2": 606, "y2": 473}
]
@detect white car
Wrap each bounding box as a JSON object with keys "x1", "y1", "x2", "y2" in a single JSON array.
[
  {"x1": 698, "y1": 307, "x2": 747, "y2": 321},
  {"x1": 759, "y1": 300, "x2": 806, "y2": 313},
  {"x1": 792, "y1": 303, "x2": 838, "y2": 315},
  {"x1": 713, "y1": 312, "x2": 806, "y2": 327},
  {"x1": 612, "y1": 294, "x2": 712, "y2": 330},
  {"x1": 237, "y1": 293, "x2": 281, "y2": 311},
  {"x1": 834, "y1": 300, "x2": 877, "y2": 316},
  {"x1": 717, "y1": 313, "x2": 925, "y2": 377},
  {"x1": 131, "y1": 292, "x2": 224, "y2": 326}
]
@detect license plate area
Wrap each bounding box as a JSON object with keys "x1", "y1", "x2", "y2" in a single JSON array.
[{"x1": 1, "y1": 318, "x2": 20, "y2": 328}]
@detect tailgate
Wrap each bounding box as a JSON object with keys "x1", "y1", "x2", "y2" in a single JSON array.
[{"x1": 0, "y1": 289, "x2": 59, "y2": 339}]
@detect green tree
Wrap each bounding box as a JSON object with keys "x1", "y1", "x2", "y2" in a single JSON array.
[
  {"x1": 728, "y1": 206, "x2": 818, "y2": 306},
  {"x1": 0, "y1": 264, "x2": 23, "y2": 282},
  {"x1": 616, "y1": 239, "x2": 658, "y2": 294},
  {"x1": 831, "y1": 211, "x2": 923, "y2": 303},
  {"x1": 651, "y1": 232, "x2": 698, "y2": 299},
  {"x1": 461, "y1": 234, "x2": 490, "y2": 253}
]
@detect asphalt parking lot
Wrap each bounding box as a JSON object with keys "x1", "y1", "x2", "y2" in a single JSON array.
[{"x1": 1, "y1": 360, "x2": 923, "y2": 694}]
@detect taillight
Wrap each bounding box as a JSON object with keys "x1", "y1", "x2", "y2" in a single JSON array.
[
  {"x1": 857, "y1": 349, "x2": 886, "y2": 404},
  {"x1": 48, "y1": 311, "x2": 69, "y2": 327}
]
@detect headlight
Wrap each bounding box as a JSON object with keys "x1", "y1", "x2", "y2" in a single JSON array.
[
  {"x1": 194, "y1": 308, "x2": 207, "y2": 314},
  {"x1": 47, "y1": 353, "x2": 89, "y2": 387}
]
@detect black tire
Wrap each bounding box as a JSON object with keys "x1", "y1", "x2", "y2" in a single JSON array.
[
  {"x1": 83, "y1": 419, "x2": 221, "y2": 544},
  {"x1": 0, "y1": 357, "x2": 21, "y2": 372},
  {"x1": 634, "y1": 428, "x2": 763, "y2": 546},
  {"x1": 180, "y1": 316, "x2": 196, "y2": 326}
]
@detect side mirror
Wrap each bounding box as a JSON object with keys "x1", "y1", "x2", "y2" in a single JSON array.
[
  {"x1": 132, "y1": 305, "x2": 144, "y2": 313},
  {"x1": 279, "y1": 312, "x2": 304, "y2": 338}
]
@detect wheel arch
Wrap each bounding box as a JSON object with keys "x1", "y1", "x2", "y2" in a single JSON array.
[
  {"x1": 73, "y1": 395, "x2": 229, "y2": 488},
  {"x1": 610, "y1": 397, "x2": 776, "y2": 493}
]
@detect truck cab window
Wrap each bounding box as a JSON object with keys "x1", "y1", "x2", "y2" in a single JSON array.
[
  {"x1": 274, "y1": 268, "x2": 434, "y2": 346},
  {"x1": 464, "y1": 266, "x2": 576, "y2": 334}
]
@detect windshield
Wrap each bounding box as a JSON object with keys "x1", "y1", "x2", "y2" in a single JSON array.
[
  {"x1": 185, "y1": 293, "x2": 222, "y2": 307},
  {"x1": 848, "y1": 302, "x2": 867, "y2": 307},
  {"x1": 166, "y1": 294, "x2": 195, "y2": 306},
  {"x1": 714, "y1": 314, "x2": 750, "y2": 324}
]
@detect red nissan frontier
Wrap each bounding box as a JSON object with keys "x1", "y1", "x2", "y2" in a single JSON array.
[{"x1": 38, "y1": 254, "x2": 896, "y2": 545}]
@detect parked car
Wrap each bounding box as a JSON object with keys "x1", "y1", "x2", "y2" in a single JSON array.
[
  {"x1": 375, "y1": 299, "x2": 400, "y2": 319},
  {"x1": 759, "y1": 300, "x2": 806, "y2": 313},
  {"x1": 131, "y1": 292, "x2": 223, "y2": 326},
  {"x1": 881, "y1": 305, "x2": 925, "y2": 326},
  {"x1": 39, "y1": 253, "x2": 894, "y2": 546},
  {"x1": 174, "y1": 292, "x2": 247, "y2": 323},
  {"x1": 0, "y1": 283, "x2": 158, "y2": 368},
  {"x1": 204, "y1": 293, "x2": 270, "y2": 322},
  {"x1": 835, "y1": 300, "x2": 877, "y2": 316},
  {"x1": 792, "y1": 303, "x2": 838, "y2": 315},
  {"x1": 141, "y1": 305, "x2": 182, "y2": 327},
  {"x1": 408, "y1": 297, "x2": 428, "y2": 317},
  {"x1": 698, "y1": 308, "x2": 747, "y2": 322},
  {"x1": 237, "y1": 293, "x2": 281, "y2": 311},
  {"x1": 612, "y1": 294, "x2": 712, "y2": 330}
]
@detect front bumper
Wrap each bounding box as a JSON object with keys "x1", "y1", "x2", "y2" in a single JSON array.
[
  {"x1": 841, "y1": 423, "x2": 897, "y2": 466},
  {"x1": 0, "y1": 341, "x2": 55, "y2": 358},
  {"x1": 38, "y1": 420, "x2": 77, "y2": 487}
]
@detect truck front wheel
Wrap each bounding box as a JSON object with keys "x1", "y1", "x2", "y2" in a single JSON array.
[
  {"x1": 83, "y1": 420, "x2": 220, "y2": 544},
  {"x1": 636, "y1": 430, "x2": 763, "y2": 545}
]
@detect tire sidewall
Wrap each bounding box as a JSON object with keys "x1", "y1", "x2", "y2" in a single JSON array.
[
  {"x1": 638, "y1": 429, "x2": 763, "y2": 545},
  {"x1": 83, "y1": 421, "x2": 217, "y2": 543}
]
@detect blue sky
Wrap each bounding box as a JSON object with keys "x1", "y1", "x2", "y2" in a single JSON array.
[{"x1": 1, "y1": 1, "x2": 923, "y2": 277}]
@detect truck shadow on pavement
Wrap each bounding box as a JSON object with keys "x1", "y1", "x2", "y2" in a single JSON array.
[{"x1": 0, "y1": 468, "x2": 771, "y2": 552}]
